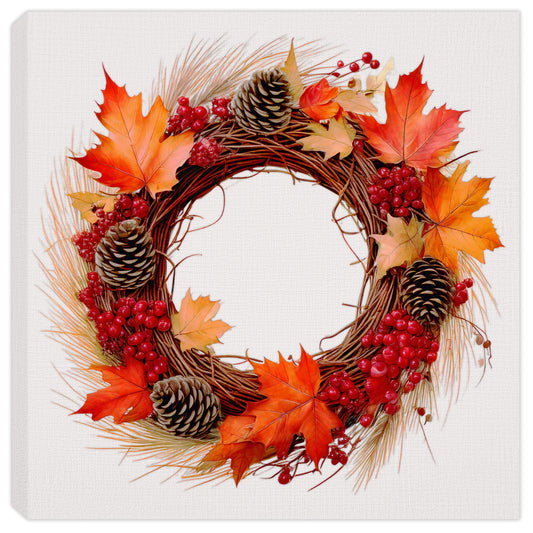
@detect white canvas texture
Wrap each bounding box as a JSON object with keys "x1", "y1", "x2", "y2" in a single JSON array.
[{"x1": 11, "y1": 11, "x2": 520, "y2": 519}]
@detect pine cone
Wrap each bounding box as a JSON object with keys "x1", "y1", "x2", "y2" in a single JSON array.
[
  {"x1": 400, "y1": 257, "x2": 455, "y2": 327},
  {"x1": 232, "y1": 68, "x2": 292, "y2": 134},
  {"x1": 95, "y1": 218, "x2": 156, "y2": 290},
  {"x1": 150, "y1": 376, "x2": 221, "y2": 439}
]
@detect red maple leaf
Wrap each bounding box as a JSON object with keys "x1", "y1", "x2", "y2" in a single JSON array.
[
  {"x1": 73, "y1": 354, "x2": 153, "y2": 424},
  {"x1": 299, "y1": 78, "x2": 340, "y2": 122},
  {"x1": 358, "y1": 61, "x2": 466, "y2": 169},
  {"x1": 203, "y1": 347, "x2": 343, "y2": 483},
  {"x1": 73, "y1": 69, "x2": 194, "y2": 198}
]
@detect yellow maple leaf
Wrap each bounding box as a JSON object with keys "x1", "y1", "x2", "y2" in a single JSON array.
[
  {"x1": 371, "y1": 215, "x2": 425, "y2": 279},
  {"x1": 422, "y1": 162, "x2": 503, "y2": 272},
  {"x1": 334, "y1": 89, "x2": 377, "y2": 115},
  {"x1": 68, "y1": 191, "x2": 116, "y2": 223},
  {"x1": 298, "y1": 117, "x2": 355, "y2": 160},
  {"x1": 281, "y1": 40, "x2": 303, "y2": 101},
  {"x1": 171, "y1": 289, "x2": 232, "y2": 352}
]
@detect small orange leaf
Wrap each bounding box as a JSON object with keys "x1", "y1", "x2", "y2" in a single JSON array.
[
  {"x1": 73, "y1": 68, "x2": 194, "y2": 198},
  {"x1": 299, "y1": 78, "x2": 340, "y2": 121},
  {"x1": 422, "y1": 162, "x2": 503, "y2": 272},
  {"x1": 171, "y1": 289, "x2": 231, "y2": 352},
  {"x1": 73, "y1": 354, "x2": 153, "y2": 424}
]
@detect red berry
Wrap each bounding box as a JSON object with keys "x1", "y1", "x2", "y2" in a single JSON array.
[
  {"x1": 178, "y1": 96, "x2": 189, "y2": 106},
  {"x1": 387, "y1": 364, "x2": 400, "y2": 378},
  {"x1": 384, "y1": 403, "x2": 398, "y2": 415},
  {"x1": 370, "y1": 60, "x2": 380, "y2": 69},
  {"x1": 410, "y1": 371, "x2": 422, "y2": 384},
  {"x1": 353, "y1": 139, "x2": 364, "y2": 153},
  {"x1": 191, "y1": 119, "x2": 205, "y2": 132},
  {"x1": 349, "y1": 62, "x2": 360, "y2": 72},
  {"x1": 157, "y1": 317, "x2": 172, "y2": 332},
  {"x1": 144, "y1": 315, "x2": 159, "y2": 329},
  {"x1": 327, "y1": 386, "x2": 341, "y2": 401},
  {"x1": 464, "y1": 278, "x2": 474, "y2": 288},
  {"x1": 153, "y1": 359, "x2": 167, "y2": 374},
  {"x1": 340, "y1": 379, "x2": 353, "y2": 392},
  {"x1": 426, "y1": 351, "x2": 438, "y2": 364},
  {"x1": 404, "y1": 381, "x2": 415, "y2": 392},
  {"x1": 337, "y1": 60, "x2": 345, "y2": 68},
  {"x1": 395, "y1": 319, "x2": 407, "y2": 331},
  {"x1": 193, "y1": 106, "x2": 208, "y2": 119},
  {"x1": 358, "y1": 359, "x2": 371, "y2": 373},
  {"x1": 417, "y1": 407, "x2": 426, "y2": 416},
  {"x1": 455, "y1": 282, "x2": 466, "y2": 292},
  {"x1": 317, "y1": 391, "x2": 329, "y2": 402},
  {"x1": 360, "y1": 414, "x2": 373, "y2": 427},
  {"x1": 339, "y1": 394, "x2": 350, "y2": 406},
  {"x1": 133, "y1": 300, "x2": 148, "y2": 314},
  {"x1": 146, "y1": 371, "x2": 159, "y2": 383},
  {"x1": 278, "y1": 470, "x2": 291, "y2": 485},
  {"x1": 361, "y1": 52, "x2": 373, "y2": 63},
  {"x1": 117, "y1": 305, "x2": 130, "y2": 318},
  {"x1": 152, "y1": 300, "x2": 167, "y2": 316}
]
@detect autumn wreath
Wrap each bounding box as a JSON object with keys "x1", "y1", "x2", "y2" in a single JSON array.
[{"x1": 43, "y1": 38, "x2": 502, "y2": 490}]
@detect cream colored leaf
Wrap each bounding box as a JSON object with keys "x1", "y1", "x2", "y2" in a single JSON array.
[
  {"x1": 371, "y1": 215, "x2": 424, "y2": 279},
  {"x1": 281, "y1": 40, "x2": 303, "y2": 101},
  {"x1": 68, "y1": 191, "x2": 116, "y2": 223},
  {"x1": 298, "y1": 117, "x2": 356, "y2": 160},
  {"x1": 335, "y1": 89, "x2": 377, "y2": 115},
  {"x1": 171, "y1": 289, "x2": 232, "y2": 352},
  {"x1": 366, "y1": 57, "x2": 394, "y2": 94}
]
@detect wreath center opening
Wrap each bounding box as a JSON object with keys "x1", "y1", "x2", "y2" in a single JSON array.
[{"x1": 167, "y1": 169, "x2": 366, "y2": 358}]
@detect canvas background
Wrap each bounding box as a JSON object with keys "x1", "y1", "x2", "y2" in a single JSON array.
[{"x1": 11, "y1": 10, "x2": 520, "y2": 519}]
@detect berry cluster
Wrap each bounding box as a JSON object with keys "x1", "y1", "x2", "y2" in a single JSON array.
[
  {"x1": 357, "y1": 308, "x2": 439, "y2": 426},
  {"x1": 327, "y1": 427, "x2": 350, "y2": 466},
  {"x1": 188, "y1": 137, "x2": 223, "y2": 168},
  {"x1": 317, "y1": 371, "x2": 364, "y2": 412},
  {"x1": 72, "y1": 194, "x2": 149, "y2": 263},
  {"x1": 166, "y1": 97, "x2": 209, "y2": 136},
  {"x1": 276, "y1": 427, "x2": 351, "y2": 485},
  {"x1": 368, "y1": 166, "x2": 424, "y2": 219},
  {"x1": 453, "y1": 277, "x2": 473, "y2": 307},
  {"x1": 331, "y1": 51, "x2": 380, "y2": 79},
  {"x1": 211, "y1": 97, "x2": 233, "y2": 120},
  {"x1": 79, "y1": 271, "x2": 171, "y2": 384}
]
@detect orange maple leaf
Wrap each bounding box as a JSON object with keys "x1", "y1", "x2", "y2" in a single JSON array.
[
  {"x1": 73, "y1": 354, "x2": 153, "y2": 424},
  {"x1": 205, "y1": 347, "x2": 342, "y2": 482},
  {"x1": 73, "y1": 69, "x2": 194, "y2": 198},
  {"x1": 358, "y1": 61, "x2": 466, "y2": 169},
  {"x1": 171, "y1": 289, "x2": 232, "y2": 352},
  {"x1": 300, "y1": 78, "x2": 340, "y2": 121},
  {"x1": 203, "y1": 415, "x2": 266, "y2": 484},
  {"x1": 422, "y1": 162, "x2": 503, "y2": 272}
]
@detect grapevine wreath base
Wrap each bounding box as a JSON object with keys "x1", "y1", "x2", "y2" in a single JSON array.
[{"x1": 43, "y1": 38, "x2": 502, "y2": 491}]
